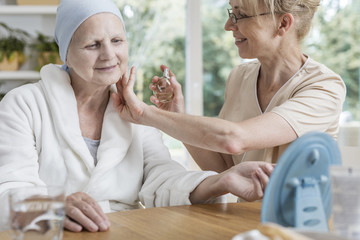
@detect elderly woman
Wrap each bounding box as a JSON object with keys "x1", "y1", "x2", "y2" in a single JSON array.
[
  {"x1": 0, "y1": 0, "x2": 273, "y2": 233},
  {"x1": 113, "y1": 0, "x2": 346, "y2": 172}
]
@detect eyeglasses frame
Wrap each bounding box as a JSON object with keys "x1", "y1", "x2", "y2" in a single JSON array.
[{"x1": 227, "y1": 8, "x2": 274, "y2": 24}]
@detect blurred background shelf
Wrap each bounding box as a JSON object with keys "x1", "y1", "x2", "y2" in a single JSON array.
[
  {"x1": 0, "y1": 71, "x2": 40, "y2": 81},
  {"x1": 0, "y1": 3, "x2": 57, "y2": 84},
  {"x1": 0, "y1": 5, "x2": 57, "y2": 14}
]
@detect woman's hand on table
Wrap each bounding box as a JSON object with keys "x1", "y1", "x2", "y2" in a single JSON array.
[{"x1": 64, "y1": 192, "x2": 110, "y2": 232}]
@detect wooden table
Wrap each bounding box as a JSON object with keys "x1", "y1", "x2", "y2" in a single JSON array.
[{"x1": 0, "y1": 202, "x2": 262, "y2": 240}]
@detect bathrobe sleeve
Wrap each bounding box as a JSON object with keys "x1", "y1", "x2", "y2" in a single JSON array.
[
  {"x1": 0, "y1": 85, "x2": 46, "y2": 229},
  {"x1": 138, "y1": 126, "x2": 225, "y2": 207}
]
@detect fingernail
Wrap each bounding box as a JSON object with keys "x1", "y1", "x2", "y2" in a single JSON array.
[
  {"x1": 90, "y1": 223, "x2": 99, "y2": 232},
  {"x1": 100, "y1": 222, "x2": 108, "y2": 231},
  {"x1": 266, "y1": 164, "x2": 273, "y2": 171}
]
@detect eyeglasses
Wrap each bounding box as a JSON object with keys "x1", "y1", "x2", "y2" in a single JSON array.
[{"x1": 227, "y1": 8, "x2": 273, "y2": 24}]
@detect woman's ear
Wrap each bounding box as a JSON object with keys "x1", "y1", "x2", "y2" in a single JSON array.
[{"x1": 278, "y1": 13, "x2": 294, "y2": 36}]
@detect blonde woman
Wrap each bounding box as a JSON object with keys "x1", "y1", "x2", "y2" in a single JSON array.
[{"x1": 113, "y1": 0, "x2": 346, "y2": 172}]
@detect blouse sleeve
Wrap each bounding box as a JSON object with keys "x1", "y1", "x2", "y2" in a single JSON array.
[{"x1": 271, "y1": 71, "x2": 346, "y2": 137}]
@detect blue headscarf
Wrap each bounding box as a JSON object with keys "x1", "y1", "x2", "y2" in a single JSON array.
[{"x1": 55, "y1": 0, "x2": 125, "y2": 71}]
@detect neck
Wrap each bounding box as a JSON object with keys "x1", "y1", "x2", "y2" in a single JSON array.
[
  {"x1": 71, "y1": 81, "x2": 111, "y2": 140},
  {"x1": 71, "y1": 75, "x2": 111, "y2": 113},
  {"x1": 75, "y1": 88, "x2": 110, "y2": 113},
  {"x1": 257, "y1": 47, "x2": 307, "y2": 86}
]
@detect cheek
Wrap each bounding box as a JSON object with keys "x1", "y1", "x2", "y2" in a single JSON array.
[
  {"x1": 66, "y1": 52, "x2": 96, "y2": 80},
  {"x1": 116, "y1": 46, "x2": 128, "y2": 64},
  {"x1": 246, "y1": 29, "x2": 271, "y2": 47},
  {"x1": 67, "y1": 50, "x2": 93, "y2": 69},
  {"x1": 67, "y1": 53, "x2": 96, "y2": 74},
  {"x1": 240, "y1": 20, "x2": 274, "y2": 39},
  {"x1": 117, "y1": 52, "x2": 128, "y2": 62}
]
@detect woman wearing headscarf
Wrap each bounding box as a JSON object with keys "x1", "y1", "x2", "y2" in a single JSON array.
[{"x1": 0, "y1": 0, "x2": 273, "y2": 233}]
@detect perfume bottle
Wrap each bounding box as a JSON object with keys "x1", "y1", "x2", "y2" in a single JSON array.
[{"x1": 153, "y1": 68, "x2": 174, "y2": 103}]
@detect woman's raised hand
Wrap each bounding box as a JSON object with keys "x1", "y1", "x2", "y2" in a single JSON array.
[
  {"x1": 112, "y1": 66, "x2": 148, "y2": 124},
  {"x1": 149, "y1": 65, "x2": 185, "y2": 113}
]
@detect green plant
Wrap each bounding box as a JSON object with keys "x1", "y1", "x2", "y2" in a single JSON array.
[
  {"x1": 32, "y1": 32, "x2": 59, "y2": 53},
  {"x1": 0, "y1": 22, "x2": 29, "y2": 63},
  {"x1": 32, "y1": 32, "x2": 61, "y2": 71}
]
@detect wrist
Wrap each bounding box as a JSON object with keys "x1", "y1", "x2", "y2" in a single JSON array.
[
  {"x1": 190, "y1": 174, "x2": 228, "y2": 204},
  {"x1": 141, "y1": 105, "x2": 159, "y2": 126}
]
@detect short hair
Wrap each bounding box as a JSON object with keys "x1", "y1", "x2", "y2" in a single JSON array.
[{"x1": 236, "y1": 0, "x2": 320, "y2": 40}]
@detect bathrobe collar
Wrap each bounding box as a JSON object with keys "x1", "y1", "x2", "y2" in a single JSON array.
[{"x1": 39, "y1": 64, "x2": 132, "y2": 179}]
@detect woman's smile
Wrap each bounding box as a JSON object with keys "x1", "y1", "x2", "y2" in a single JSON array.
[
  {"x1": 235, "y1": 37, "x2": 247, "y2": 46},
  {"x1": 94, "y1": 64, "x2": 118, "y2": 72}
]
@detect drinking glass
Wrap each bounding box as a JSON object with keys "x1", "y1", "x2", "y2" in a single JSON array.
[
  {"x1": 9, "y1": 186, "x2": 65, "y2": 240},
  {"x1": 330, "y1": 166, "x2": 360, "y2": 239}
]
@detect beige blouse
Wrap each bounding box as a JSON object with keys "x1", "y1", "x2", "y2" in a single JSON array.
[{"x1": 219, "y1": 57, "x2": 346, "y2": 164}]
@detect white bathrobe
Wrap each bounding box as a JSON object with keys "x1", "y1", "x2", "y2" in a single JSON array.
[{"x1": 0, "y1": 64, "x2": 220, "y2": 229}]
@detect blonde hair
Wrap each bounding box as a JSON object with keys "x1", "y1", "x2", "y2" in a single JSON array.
[{"x1": 237, "y1": 0, "x2": 320, "y2": 40}]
